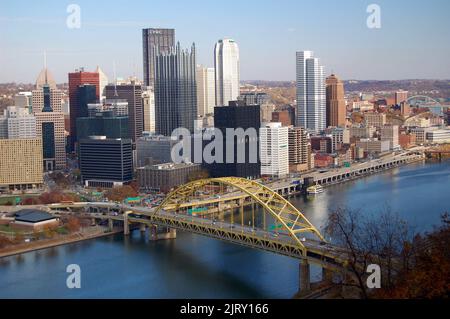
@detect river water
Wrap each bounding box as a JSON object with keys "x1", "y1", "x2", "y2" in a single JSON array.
[{"x1": 1, "y1": 161, "x2": 449, "y2": 299}]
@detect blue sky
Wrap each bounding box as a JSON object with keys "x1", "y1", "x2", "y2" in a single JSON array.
[{"x1": 1, "y1": 0, "x2": 449, "y2": 83}]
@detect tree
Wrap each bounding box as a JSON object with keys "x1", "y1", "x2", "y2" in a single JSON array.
[
  {"x1": 324, "y1": 207, "x2": 416, "y2": 298},
  {"x1": 66, "y1": 216, "x2": 81, "y2": 233},
  {"x1": 0, "y1": 234, "x2": 12, "y2": 249},
  {"x1": 105, "y1": 185, "x2": 138, "y2": 202}
]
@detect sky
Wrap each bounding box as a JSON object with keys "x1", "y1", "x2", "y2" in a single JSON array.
[{"x1": 1, "y1": 0, "x2": 450, "y2": 83}]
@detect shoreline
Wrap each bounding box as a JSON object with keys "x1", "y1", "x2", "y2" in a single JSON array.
[{"x1": 0, "y1": 228, "x2": 122, "y2": 259}]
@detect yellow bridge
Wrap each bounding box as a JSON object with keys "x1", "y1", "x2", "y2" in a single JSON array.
[{"x1": 49, "y1": 177, "x2": 351, "y2": 293}]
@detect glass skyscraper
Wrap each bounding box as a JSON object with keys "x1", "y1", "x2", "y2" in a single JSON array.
[{"x1": 154, "y1": 42, "x2": 197, "y2": 136}]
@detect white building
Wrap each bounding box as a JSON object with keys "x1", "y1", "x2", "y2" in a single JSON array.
[
  {"x1": 296, "y1": 51, "x2": 326, "y2": 132},
  {"x1": 0, "y1": 106, "x2": 36, "y2": 139},
  {"x1": 214, "y1": 38, "x2": 240, "y2": 106},
  {"x1": 14, "y1": 92, "x2": 33, "y2": 113},
  {"x1": 96, "y1": 66, "x2": 109, "y2": 100},
  {"x1": 142, "y1": 87, "x2": 155, "y2": 133},
  {"x1": 426, "y1": 129, "x2": 450, "y2": 143},
  {"x1": 196, "y1": 65, "x2": 216, "y2": 116},
  {"x1": 260, "y1": 122, "x2": 289, "y2": 178}
]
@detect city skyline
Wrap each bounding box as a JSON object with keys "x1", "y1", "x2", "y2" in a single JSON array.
[{"x1": 1, "y1": 0, "x2": 450, "y2": 83}]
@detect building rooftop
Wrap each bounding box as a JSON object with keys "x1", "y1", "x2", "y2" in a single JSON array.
[{"x1": 14, "y1": 209, "x2": 56, "y2": 223}]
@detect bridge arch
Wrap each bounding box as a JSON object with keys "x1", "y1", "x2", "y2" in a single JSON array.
[{"x1": 154, "y1": 177, "x2": 325, "y2": 255}]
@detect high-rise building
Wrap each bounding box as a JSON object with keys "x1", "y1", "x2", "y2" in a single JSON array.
[
  {"x1": 136, "y1": 135, "x2": 179, "y2": 167},
  {"x1": 239, "y1": 92, "x2": 270, "y2": 106},
  {"x1": 142, "y1": 87, "x2": 155, "y2": 133},
  {"x1": 260, "y1": 122, "x2": 289, "y2": 177},
  {"x1": 105, "y1": 80, "x2": 144, "y2": 142},
  {"x1": 326, "y1": 74, "x2": 346, "y2": 127},
  {"x1": 381, "y1": 125, "x2": 400, "y2": 150},
  {"x1": 212, "y1": 101, "x2": 260, "y2": 179},
  {"x1": 142, "y1": 28, "x2": 176, "y2": 87},
  {"x1": 364, "y1": 113, "x2": 387, "y2": 127},
  {"x1": 32, "y1": 79, "x2": 66, "y2": 170},
  {"x1": 79, "y1": 136, "x2": 133, "y2": 188},
  {"x1": 395, "y1": 90, "x2": 408, "y2": 105},
  {"x1": 288, "y1": 127, "x2": 311, "y2": 172},
  {"x1": 68, "y1": 69, "x2": 100, "y2": 149},
  {"x1": 196, "y1": 65, "x2": 216, "y2": 117},
  {"x1": 0, "y1": 106, "x2": 36, "y2": 139},
  {"x1": 154, "y1": 43, "x2": 197, "y2": 136},
  {"x1": 0, "y1": 138, "x2": 43, "y2": 192},
  {"x1": 76, "y1": 113, "x2": 129, "y2": 141},
  {"x1": 272, "y1": 110, "x2": 294, "y2": 127},
  {"x1": 214, "y1": 38, "x2": 240, "y2": 106},
  {"x1": 296, "y1": 51, "x2": 326, "y2": 132}
]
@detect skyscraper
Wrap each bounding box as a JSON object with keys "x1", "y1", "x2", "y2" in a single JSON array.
[
  {"x1": 214, "y1": 38, "x2": 240, "y2": 106},
  {"x1": 212, "y1": 101, "x2": 260, "y2": 179},
  {"x1": 154, "y1": 43, "x2": 197, "y2": 136},
  {"x1": 326, "y1": 74, "x2": 346, "y2": 127},
  {"x1": 142, "y1": 87, "x2": 155, "y2": 133},
  {"x1": 0, "y1": 106, "x2": 36, "y2": 139},
  {"x1": 68, "y1": 68, "x2": 100, "y2": 150},
  {"x1": 32, "y1": 83, "x2": 66, "y2": 171},
  {"x1": 196, "y1": 65, "x2": 215, "y2": 117},
  {"x1": 260, "y1": 122, "x2": 289, "y2": 178},
  {"x1": 296, "y1": 51, "x2": 326, "y2": 132},
  {"x1": 142, "y1": 28, "x2": 176, "y2": 87},
  {"x1": 105, "y1": 80, "x2": 144, "y2": 142}
]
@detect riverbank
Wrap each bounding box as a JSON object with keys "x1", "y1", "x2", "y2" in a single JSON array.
[{"x1": 0, "y1": 226, "x2": 122, "y2": 258}]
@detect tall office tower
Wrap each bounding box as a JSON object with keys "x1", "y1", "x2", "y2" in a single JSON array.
[
  {"x1": 288, "y1": 127, "x2": 311, "y2": 172},
  {"x1": 0, "y1": 106, "x2": 36, "y2": 139},
  {"x1": 154, "y1": 43, "x2": 197, "y2": 136},
  {"x1": 214, "y1": 38, "x2": 240, "y2": 106},
  {"x1": 96, "y1": 66, "x2": 109, "y2": 99},
  {"x1": 76, "y1": 113, "x2": 129, "y2": 141},
  {"x1": 296, "y1": 51, "x2": 326, "y2": 132},
  {"x1": 88, "y1": 99, "x2": 129, "y2": 117},
  {"x1": 260, "y1": 122, "x2": 289, "y2": 178},
  {"x1": 105, "y1": 80, "x2": 144, "y2": 142},
  {"x1": 36, "y1": 68, "x2": 57, "y2": 90},
  {"x1": 142, "y1": 28, "x2": 176, "y2": 87},
  {"x1": 68, "y1": 68, "x2": 100, "y2": 150},
  {"x1": 79, "y1": 136, "x2": 133, "y2": 188},
  {"x1": 142, "y1": 87, "x2": 155, "y2": 133},
  {"x1": 32, "y1": 75, "x2": 66, "y2": 171},
  {"x1": 77, "y1": 84, "x2": 97, "y2": 119},
  {"x1": 196, "y1": 65, "x2": 216, "y2": 117},
  {"x1": 239, "y1": 92, "x2": 270, "y2": 106},
  {"x1": 212, "y1": 101, "x2": 261, "y2": 179},
  {"x1": 395, "y1": 90, "x2": 408, "y2": 105},
  {"x1": 326, "y1": 74, "x2": 346, "y2": 127},
  {"x1": 0, "y1": 138, "x2": 43, "y2": 192}
]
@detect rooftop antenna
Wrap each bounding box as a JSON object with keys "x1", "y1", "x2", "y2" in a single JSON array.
[
  {"x1": 113, "y1": 60, "x2": 118, "y2": 97},
  {"x1": 44, "y1": 50, "x2": 48, "y2": 84}
]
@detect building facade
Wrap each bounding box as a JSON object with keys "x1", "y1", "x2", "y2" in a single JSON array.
[
  {"x1": 142, "y1": 28, "x2": 176, "y2": 87},
  {"x1": 78, "y1": 136, "x2": 133, "y2": 188},
  {"x1": 154, "y1": 43, "x2": 197, "y2": 136},
  {"x1": 0, "y1": 106, "x2": 36, "y2": 139},
  {"x1": 0, "y1": 138, "x2": 43, "y2": 191},
  {"x1": 326, "y1": 74, "x2": 346, "y2": 127},
  {"x1": 136, "y1": 135, "x2": 179, "y2": 167},
  {"x1": 105, "y1": 81, "x2": 144, "y2": 142},
  {"x1": 214, "y1": 38, "x2": 240, "y2": 107},
  {"x1": 296, "y1": 51, "x2": 326, "y2": 132},
  {"x1": 260, "y1": 122, "x2": 289, "y2": 177},
  {"x1": 288, "y1": 126, "x2": 311, "y2": 172},
  {"x1": 196, "y1": 65, "x2": 216, "y2": 117}
]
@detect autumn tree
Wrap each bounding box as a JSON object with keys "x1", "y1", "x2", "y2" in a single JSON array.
[
  {"x1": 324, "y1": 207, "x2": 416, "y2": 299},
  {"x1": 105, "y1": 185, "x2": 138, "y2": 202},
  {"x1": 0, "y1": 234, "x2": 13, "y2": 249},
  {"x1": 66, "y1": 216, "x2": 81, "y2": 233}
]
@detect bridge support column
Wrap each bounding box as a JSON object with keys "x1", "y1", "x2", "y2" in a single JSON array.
[
  {"x1": 108, "y1": 218, "x2": 114, "y2": 231},
  {"x1": 299, "y1": 259, "x2": 311, "y2": 293},
  {"x1": 123, "y1": 211, "x2": 130, "y2": 236},
  {"x1": 139, "y1": 224, "x2": 146, "y2": 233},
  {"x1": 322, "y1": 267, "x2": 334, "y2": 283},
  {"x1": 150, "y1": 225, "x2": 158, "y2": 240}
]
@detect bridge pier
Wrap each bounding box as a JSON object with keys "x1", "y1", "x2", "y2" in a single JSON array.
[
  {"x1": 149, "y1": 225, "x2": 177, "y2": 241},
  {"x1": 108, "y1": 218, "x2": 114, "y2": 231},
  {"x1": 299, "y1": 259, "x2": 311, "y2": 293},
  {"x1": 322, "y1": 267, "x2": 334, "y2": 283},
  {"x1": 123, "y1": 211, "x2": 130, "y2": 236}
]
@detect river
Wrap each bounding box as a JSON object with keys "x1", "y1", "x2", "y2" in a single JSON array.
[{"x1": 0, "y1": 161, "x2": 449, "y2": 299}]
